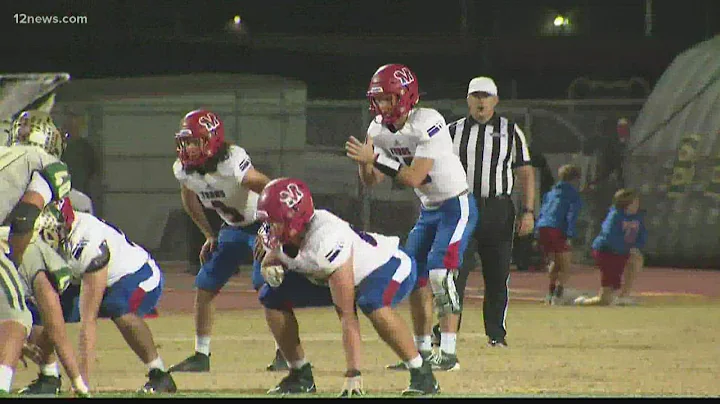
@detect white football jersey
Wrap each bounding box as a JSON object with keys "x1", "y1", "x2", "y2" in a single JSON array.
[
  {"x1": 0, "y1": 145, "x2": 61, "y2": 222},
  {"x1": 68, "y1": 188, "x2": 94, "y2": 214},
  {"x1": 272, "y1": 210, "x2": 400, "y2": 286},
  {"x1": 173, "y1": 145, "x2": 259, "y2": 227},
  {"x1": 63, "y1": 211, "x2": 154, "y2": 287},
  {"x1": 367, "y1": 108, "x2": 469, "y2": 207}
]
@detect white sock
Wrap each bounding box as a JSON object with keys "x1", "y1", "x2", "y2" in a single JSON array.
[
  {"x1": 0, "y1": 365, "x2": 13, "y2": 393},
  {"x1": 289, "y1": 358, "x2": 307, "y2": 369},
  {"x1": 41, "y1": 362, "x2": 60, "y2": 377},
  {"x1": 415, "y1": 335, "x2": 432, "y2": 352},
  {"x1": 404, "y1": 354, "x2": 423, "y2": 369},
  {"x1": 146, "y1": 356, "x2": 166, "y2": 372},
  {"x1": 195, "y1": 335, "x2": 211, "y2": 356},
  {"x1": 440, "y1": 332, "x2": 457, "y2": 354}
]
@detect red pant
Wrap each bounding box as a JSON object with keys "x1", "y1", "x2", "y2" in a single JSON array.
[
  {"x1": 537, "y1": 227, "x2": 570, "y2": 254},
  {"x1": 592, "y1": 250, "x2": 630, "y2": 289}
]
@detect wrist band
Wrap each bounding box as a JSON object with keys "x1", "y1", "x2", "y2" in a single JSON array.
[
  {"x1": 373, "y1": 154, "x2": 400, "y2": 178},
  {"x1": 344, "y1": 369, "x2": 362, "y2": 377}
]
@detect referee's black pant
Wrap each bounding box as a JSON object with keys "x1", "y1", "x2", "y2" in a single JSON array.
[{"x1": 456, "y1": 195, "x2": 515, "y2": 342}]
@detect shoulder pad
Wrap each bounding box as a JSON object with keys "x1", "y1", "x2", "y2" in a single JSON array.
[{"x1": 39, "y1": 161, "x2": 72, "y2": 200}]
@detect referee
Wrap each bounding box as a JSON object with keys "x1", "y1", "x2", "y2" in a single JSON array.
[{"x1": 446, "y1": 76, "x2": 536, "y2": 347}]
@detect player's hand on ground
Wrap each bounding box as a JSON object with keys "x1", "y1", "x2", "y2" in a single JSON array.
[
  {"x1": 21, "y1": 342, "x2": 44, "y2": 366},
  {"x1": 71, "y1": 376, "x2": 91, "y2": 398},
  {"x1": 339, "y1": 370, "x2": 364, "y2": 398},
  {"x1": 199, "y1": 236, "x2": 218, "y2": 265},
  {"x1": 345, "y1": 136, "x2": 374, "y2": 165}
]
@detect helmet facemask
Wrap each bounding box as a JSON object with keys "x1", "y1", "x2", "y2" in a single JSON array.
[
  {"x1": 9, "y1": 111, "x2": 67, "y2": 158},
  {"x1": 175, "y1": 130, "x2": 212, "y2": 169}
]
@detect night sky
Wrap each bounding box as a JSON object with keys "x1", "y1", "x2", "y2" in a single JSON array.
[{"x1": 3, "y1": 0, "x2": 719, "y2": 99}]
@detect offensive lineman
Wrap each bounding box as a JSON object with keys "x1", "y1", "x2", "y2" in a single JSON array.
[
  {"x1": 167, "y1": 110, "x2": 279, "y2": 373},
  {"x1": 256, "y1": 178, "x2": 440, "y2": 396},
  {"x1": 345, "y1": 64, "x2": 478, "y2": 371},
  {"x1": 0, "y1": 110, "x2": 87, "y2": 396},
  {"x1": 29, "y1": 200, "x2": 176, "y2": 394}
]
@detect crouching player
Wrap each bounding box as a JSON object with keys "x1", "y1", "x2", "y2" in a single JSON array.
[
  {"x1": 574, "y1": 189, "x2": 647, "y2": 306},
  {"x1": 23, "y1": 199, "x2": 177, "y2": 394},
  {"x1": 0, "y1": 221, "x2": 89, "y2": 396},
  {"x1": 256, "y1": 178, "x2": 440, "y2": 397}
]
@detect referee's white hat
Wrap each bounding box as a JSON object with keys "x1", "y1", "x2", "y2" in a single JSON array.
[{"x1": 467, "y1": 76, "x2": 498, "y2": 96}]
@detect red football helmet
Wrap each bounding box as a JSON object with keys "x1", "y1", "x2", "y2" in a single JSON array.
[
  {"x1": 175, "y1": 109, "x2": 225, "y2": 169},
  {"x1": 256, "y1": 178, "x2": 315, "y2": 247},
  {"x1": 366, "y1": 64, "x2": 420, "y2": 125}
]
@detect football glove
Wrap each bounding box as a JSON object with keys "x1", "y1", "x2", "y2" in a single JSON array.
[
  {"x1": 339, "y1": 370, "x2": 364, "y2": 398},
  {"x1": 261, "y1": 264, "x2": 285, "y2": 288}
]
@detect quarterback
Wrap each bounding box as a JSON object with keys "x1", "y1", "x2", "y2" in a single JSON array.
[{"x1": 345, "y1": 64, "x2": 478, "y2": 371}]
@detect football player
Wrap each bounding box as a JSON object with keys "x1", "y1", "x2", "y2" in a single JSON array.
[
  {"x1": 166, "y1": 110, "x2": 281, "y2": 373},
  {"x1": 0, "y1": 110, "x2": 74, "y2": 394},
  {"x1": 256, "y1": 178, "x2": 440, "y2": 396},
  {"x1": 0, "y1": 213, "x2": 89, "y2": 397},
  {"x1": 345, "y1": 64, "x2": 478, "y2": 371},
  {"x1": 28, "y1": 200, "x2": 176, "y2": 394}
]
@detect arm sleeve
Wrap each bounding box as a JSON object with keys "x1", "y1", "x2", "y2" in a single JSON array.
[
  {"x1": 38, "y1": 161, "x2": 72, "y2": 201},
  {"x1": 73, "y1": 238, "x2": 110, "y2": 274},
  {"x1": 314, "y1": 232, "x2": 353, "y2": 274},
  {"x1": 414, "y1": 116, "x2": 450, "y2": 159},
  {"x1": 231, "y1": 148, "x2": 253, "y2": 183}
]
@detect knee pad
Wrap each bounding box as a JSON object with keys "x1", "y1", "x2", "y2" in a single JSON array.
[{"x1": 428, "y1": 268, "x2": 462, "y2": 316}]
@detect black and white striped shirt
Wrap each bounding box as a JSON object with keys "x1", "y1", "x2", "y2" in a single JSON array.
[{"x1": 449, "y1": 114, "x2": 531, "y2": 197}]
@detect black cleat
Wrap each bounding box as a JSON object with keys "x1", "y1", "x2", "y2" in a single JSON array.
[
  {"x1": 18, "y1": 374, "x2": 61, "y2": 396},
  {"x1": 401, "y1": 362, "x2": 440, "y2": 396},
  {"x1": 488, "y1": 338, "x2": 508, "y2": 348},
  {"x1": 139, "y1": 369, "x2": 177, "y2": 394},
  {"x1": 267, "y1": 363, "x2": 316, "y2": 395},
  {"x1": 266, "y1": 349, "x2": 290, "y2": 372},
  {"x1": 386, "y1": 350, "x2": 432, "y2": 370},
  {"x1": 168, "y1": 352, "x2": 210, "y2": 373},
  {"x1": 428, "y1": 350, "x2": 460, "y2": 371}
]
